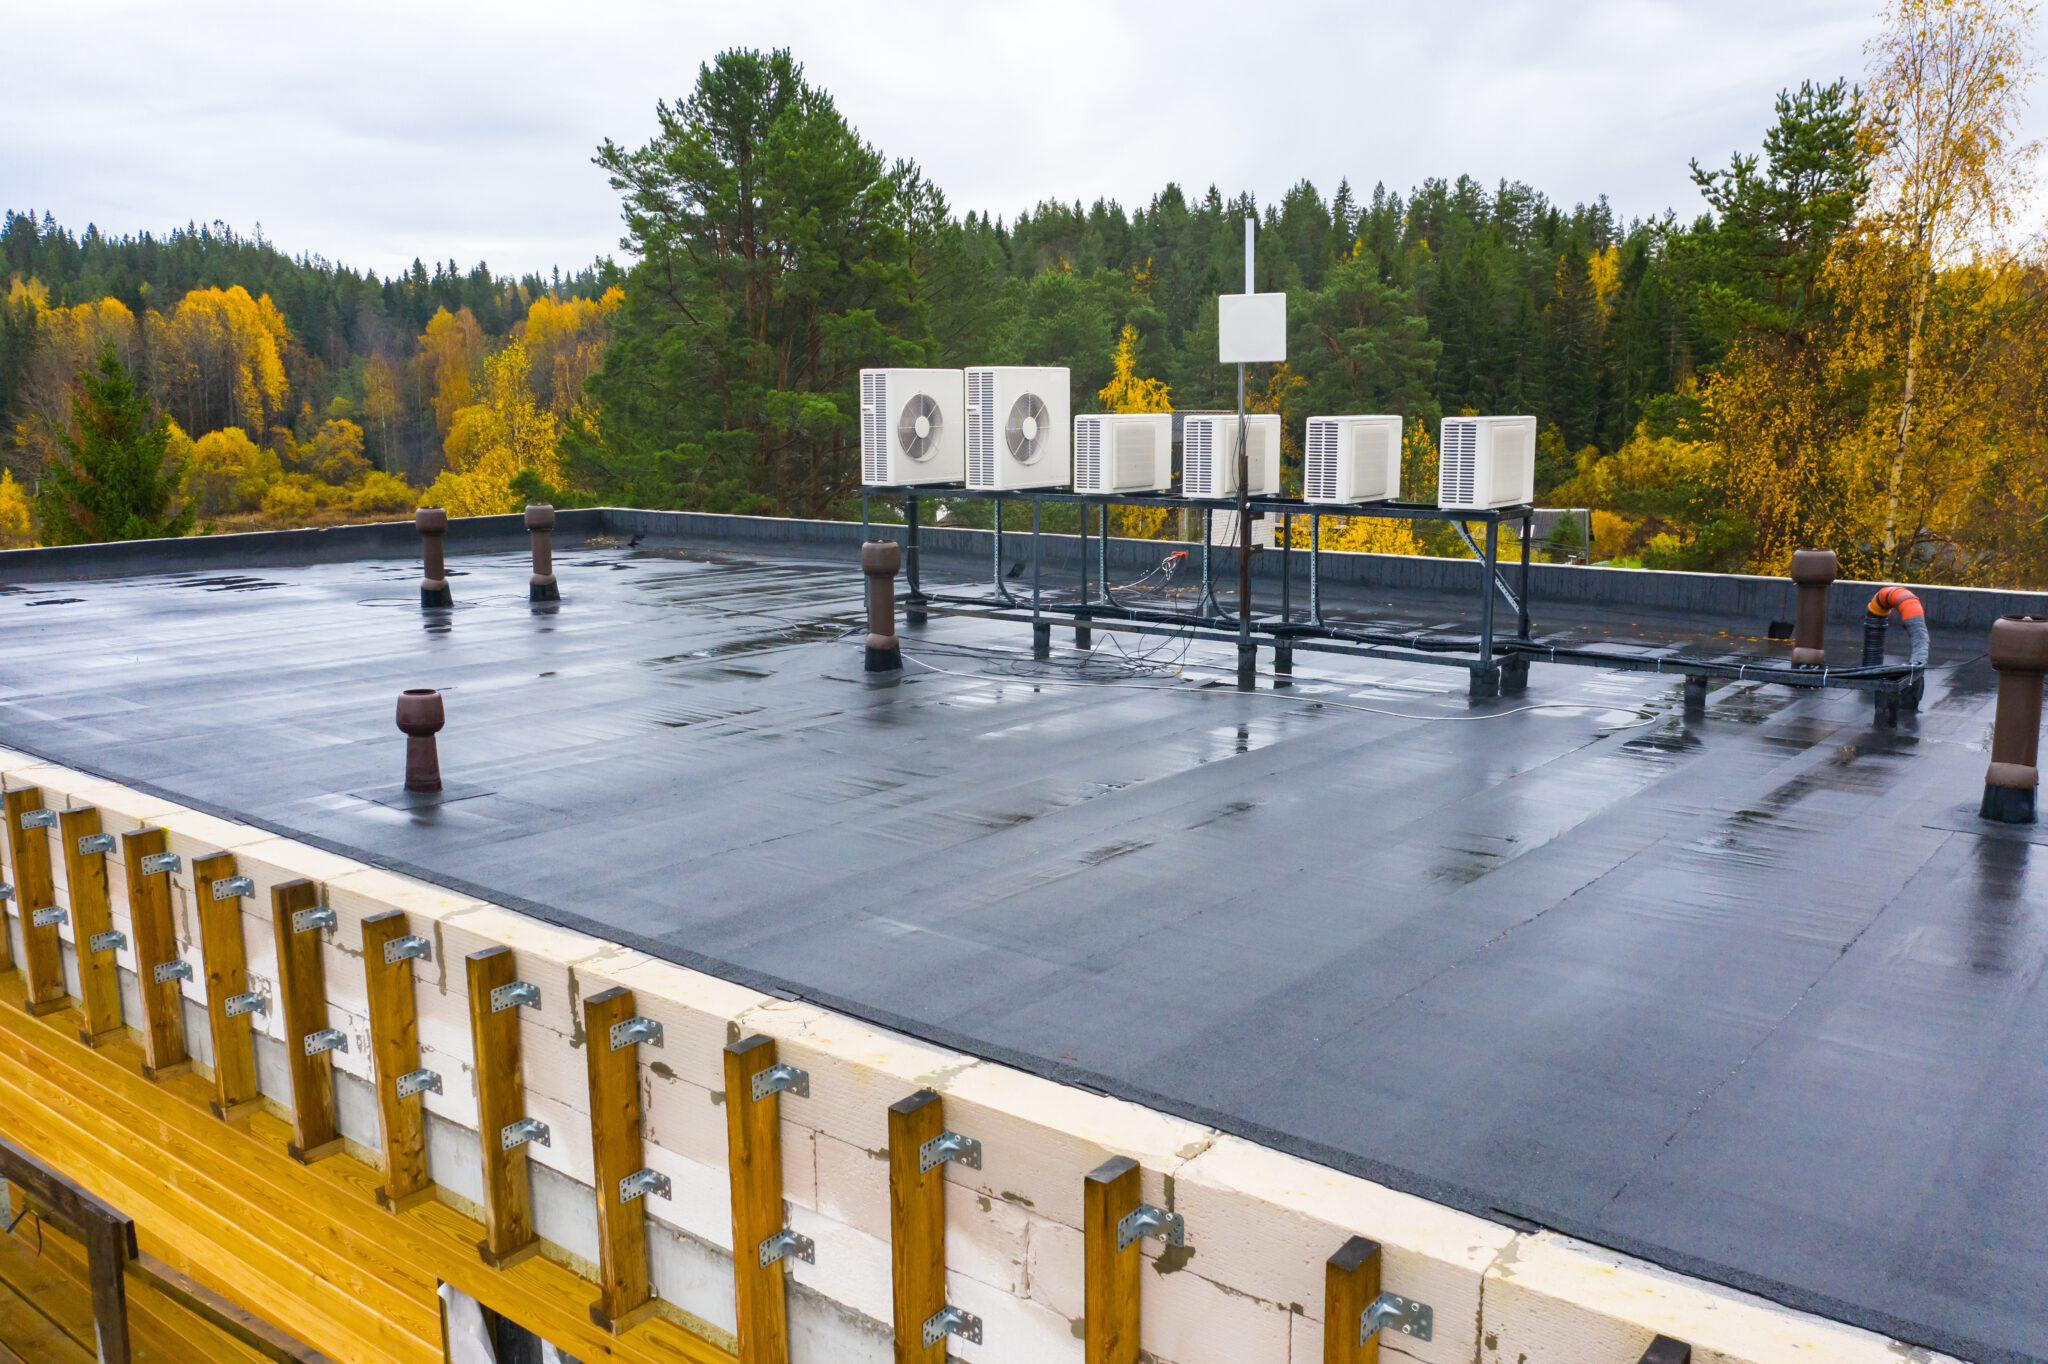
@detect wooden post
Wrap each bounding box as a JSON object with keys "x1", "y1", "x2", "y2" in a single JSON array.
[
  {"x1": 119, "y1": 827, "x2": 188, "y2": 1078},
  {"x1": 1083, "y1": 1156, "x2": 1142, "y2": 1364},
  {"x1": 57, "y1": 806, "x2": 123, "y2": 1044},
  {"x1": 1640, "y1": 1337, "x2": 1693, "y2": 1364},
  {"x1": 271, "y1": 879, "x2": 342, "y2": 1163},
  {"x1": 467, "y1": 946, "x2": 539, "y2": 1268},
  {"x1": 726, "y1": 1033, "x2": 792, "y2": 1364},
  {"x1": 361, "y1": 909, "x2": 434, "y2": 1212},
  {"x1": 5, "y1": 785, "x2": 67, "y2": 1015},
  {"x1": 192, "y1": 852, "x2": 261, "y2": 1120},
  {"x1": 888, "y1": 1089, "x2": 947, "y2": 1364},
  {"x1": 1325, "y1": 1236, "x2": 1382, "y2": 1364},
  {"x1": 0, "y1": 1135, "x2": 137, "y2": 1364},
  {"x1": 584, "y1": 985, "x2": 655, "y2": 1333}
]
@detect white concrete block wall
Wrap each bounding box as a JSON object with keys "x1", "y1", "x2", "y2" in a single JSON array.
[{"x1": 0, "y1": 748, "x2": 1970, "y2": 1364}]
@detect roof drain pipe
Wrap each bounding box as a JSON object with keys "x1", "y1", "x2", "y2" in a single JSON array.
[{"x1": 863, "y1": 539, "x2": 904, "y2": 676}]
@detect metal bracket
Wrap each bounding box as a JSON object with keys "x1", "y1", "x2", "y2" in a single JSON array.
[
  {"x1": 292, "y1": 906, "x2": 336, "y2": 935},
  {"x1": 919, "y1": 1130, "x2": 982, "y2": 1173},
  {"x1": 618, "y1": 1168, "x2": 670, "y2": 1203},
  {"x1": 139, "y1": 851, "x2": 181, "y2": 876},
  {"x1": 1361, "y1": 1292, "x2": 1433, "y2": 1344},
  {"x1": 303, "y1": 1028, "x2": 347, "y2": 1057},
  {"x1": 608, "y1": 1016, "x2": 662, "y2": 1050},
  {"x1": 394, "y1": 1067, "x2": 441, "y2": 1098},
  {"x1": 501, "y1": 1117, "x2": 550, "y2": 1151},
  {"x1": 75, "y1": 833, "x2": 115, "y2": 856},
  {"x1": 757, "y1": 1228, "x2": 814, "y2": 1268},
  {"x1": 750, "y1": 1062, "x2": 809, "y2": 1102},
  {"x1": 88, "y1": 931, "x2": 125, "y2": 954},
  {"x1": 921, "y1": 1305, "x2": 983, "y2": 1349},
  {"x1": 19, "y1": 808, "x2": 54, "y2": 830},
  {"x1": 383, "y1": 935, "x2": 431, "y2": 964},
  {"x1": 0, "y1": 884, "x2": 10, "y2": 900},
  {"x1": 491, "y1": 981, "x2": 540, "y2": 1013},
  {"x1": 211, "y1": 875, "x2": 254, "y2": 900},
  {"x1": 29, "y1": 906, "x2": 65, "y2": 929},
  {"x1": 1116, "y1": 1203, "x2": 1185, "y2": 1252},
  {"x1": 224, "y1": 990, "x2": 267, "y2": 1018},
  {"x1": 152, "y1": 959, "x2": 192, "y2": 985}
]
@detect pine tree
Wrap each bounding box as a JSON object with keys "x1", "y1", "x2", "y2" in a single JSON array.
[{"x1": 37, "y1": 346, "x2": 195, "y2": 544}]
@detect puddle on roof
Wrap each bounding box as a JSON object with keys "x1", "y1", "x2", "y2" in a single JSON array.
[
  {"x1": 178, "y1": 574, "x2": 284, "y2": 592},
  {"x1": 24, "y1": 597, "x2": 83, "y2": 606}
]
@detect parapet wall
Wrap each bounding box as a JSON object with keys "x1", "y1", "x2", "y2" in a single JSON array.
[
  {"x1": 1, "y1": 505, "x2": 2040, "y2": 631},
  {"x1": 0, "y1": 745, "x2": 1966, "y2": 1364}
]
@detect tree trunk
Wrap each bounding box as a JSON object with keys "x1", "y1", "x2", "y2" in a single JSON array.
[{"x1": 1882, "y1": 259, "x2": 1932, "y2": 575}]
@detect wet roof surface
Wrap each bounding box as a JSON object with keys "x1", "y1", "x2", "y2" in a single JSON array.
[{"x1": 0, "y1": 538, "x2": 2039, "y2": 1364}]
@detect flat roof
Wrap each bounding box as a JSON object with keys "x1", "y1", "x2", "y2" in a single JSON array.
[{"x1": 0, "y1": 531, "x2": 2036, "y2": 1364}]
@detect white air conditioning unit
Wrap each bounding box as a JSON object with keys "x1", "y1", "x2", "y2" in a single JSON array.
[
  {"x1": 1180, "y1": 413, "x2": 1281, "y2": 499},
  {"x1": 966, "y1": 367, "x2": 1070, "y2": 490},
  {"x1": 1437, "y1": 415, "x2": 1535, "y2": 510},
  {"x1": 861, "y1": 368, "x2": 965, "y2": 487},
  {"x1": 1073, "y1": 413, "x2": 1173, "y2": 494},
  {"x1": 1305, "y1": 415, "x2": 1402, "y2": 504}
]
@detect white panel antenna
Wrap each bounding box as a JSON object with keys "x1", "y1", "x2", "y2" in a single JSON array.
[
  {"x1": 1304, "y1": 416, "x2": 1403, "y2": 504},
  {"x1": 1072, "y1": 413, "x2": 1172, "y2": 494},
  {"x1": 966, "y1": 367, "x2": 1071, "y2": 490},
  {"x1": 860, "y1": 369, "x2": 966, "y2": 487},
  {"x1": 1437, "y1": 416, "x2": 1536, "y2": 510}
]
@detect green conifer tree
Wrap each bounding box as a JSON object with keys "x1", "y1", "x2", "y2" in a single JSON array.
[{"x1": 37, "y1": 346, "x2": 195, "y2": 544}]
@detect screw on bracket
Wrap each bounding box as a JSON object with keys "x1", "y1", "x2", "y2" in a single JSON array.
[
  {"x1": 303, "y1": 1029, "x2": 347, "y2": 1057},
  {"x1": 608, "y1": 1016, "x2": 662, "y2": 1050},
  {"x1": 383, "y1": 935, "x2": 431, "y2": 965},
  {"x1": 139, "y1": 852, "x2": 181, "y2": 876},
  {"x1": 1360, "y1": 1292, "x2": 1433, "y2": 1344},
  {"x1": 224, "y1": 990, "x2": 268, "y2": 1018},
  {"x1": 29, "y1": 907, "x2": 65, "y2": 929},
  {"x1": 921, "y1": 1305, "x2": 982, "y2": 1349},
  {"x1": 491, "y1": 981, "x2": 541, "y2": 1013},
  {"x1": 75, "y1": 833, "x2": 115, "y2": 856},
  {"x1": 1116, "y1": 1203, "x2": 1185, "y2": 1253},
  {"x1": 395, "y1": 1068, "x2": 441, "y2": 1099},
  {"x1": 619, "y1": 1168, "x2": 670, "y2": 1203},
  {"x1": 750, "y1": 1062, "x2": 809, "y2": 1103},
  {"x1": 292, "y1": 906, "x2": 337, "y2": 935},
  {"x1": 757, "y1": 1228, "x2": 814, "y2": 1268},
  {"x1": 153, "y1": 959, "x2": 192, "y2": 985},
  {"x1": 88, "y1": 931, "x2": 125, "y2": 954},
  {"x1": 501, "y1": 1117, "x2": 550, "y2": 1151},
  {"x1": 919, "y1": 1130, "x2": 981, "y2": 1173},
  {"x1": 18, "y1": 808, "x2": 54, "y2": 830}
]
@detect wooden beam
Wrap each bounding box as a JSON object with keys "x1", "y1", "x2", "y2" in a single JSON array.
[
  {"x1": 130, "y1": 1251, "x2": 342, "y2": 1364},
  {"x1": 118, "y1": 828, "x2": 189, "y2": 1079},
  {"x1": 1324, "y1": 1235, "x2": 1382, "y2": 1364},
  {"x1": 193, "y1": 853, "x2": 262, "y2": 1121},
  {"x1": 5, "y1": 786, "x2": 67, "y2": 1015},
  {"x1": 887, "y1": 1089, "x2": 946, "y2": 1364},
  {"x1": 269, "y1": 880, "x2": 341, "y2": 1163},
  {"x1": 725, "y1": 1034, "x2": 790, "y2": 1364},
  {"x1": 584, "y1": 985, "x2": 655, "y2": 1334},
  {"x1": 466, "y1": 946, "x2": 538, "y2": 1269},
  {"x1": 1083, "y1": 1155, "x2": 1141, "y2": 1364},
  {"x1": 360, "y1": 910, "x2": 434, "y2": 1213},
  {"x1": 57, "y1": 807, "x2": 122, "y2": 1045},
  {"x1": 0, "y1": 1133, "x2": 138, "y2": 1364},
  {"x1": 1640, "y1": 1336, "x2": 1693, "y2": 1364}
]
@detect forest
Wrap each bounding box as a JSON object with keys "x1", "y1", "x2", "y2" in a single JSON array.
[{"x1": 2, "y1": 0, "x2": 2043, "y2": 586}]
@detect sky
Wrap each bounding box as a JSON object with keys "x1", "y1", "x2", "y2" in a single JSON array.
[{"x1": 4, "y1": 0, "x2": 2025, "y2": 281}]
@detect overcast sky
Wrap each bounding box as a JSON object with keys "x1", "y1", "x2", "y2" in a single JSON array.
[{"x1": 7, "y1": 0, "x2": 2030, "y2": 281}]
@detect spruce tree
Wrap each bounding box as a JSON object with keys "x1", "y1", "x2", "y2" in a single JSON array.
[{"x1": 37, "y1": 345, "x2": 195, "y2": 544}]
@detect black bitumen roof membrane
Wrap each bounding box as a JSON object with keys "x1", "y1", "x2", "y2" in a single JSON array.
[{"x1": 0, "y1": 537, "x2": 2038, "y2": 1363}]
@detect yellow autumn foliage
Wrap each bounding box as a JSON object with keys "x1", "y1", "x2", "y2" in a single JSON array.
[
  {"x1": 0, "y1": 470, "x2": 33, "y2": 548},
  {"x1": 421, "y1": 342, "x2": 561, "y2": 517},
  {"x1": 419, "y1": 307, "x2": 484, "y2": 439},
  {"x1": 154, "y1": 286, "x2": 291, "y2": 436},
  {"x1": 520, "y1": 287, "x2": 622, "y2": 416}
]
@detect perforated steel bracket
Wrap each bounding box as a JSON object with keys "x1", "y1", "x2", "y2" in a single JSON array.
[
  {"x1": 757, "y1": 1228, "x2": 814, "y2": 1268},
  {"x1": 1361, "y1": 1292, "x2": 1433, "y2": 1344},
  {"x1": 501, "y1": 1117, "x2": 550, "y2": 1151},
  {"x1": 29, "y1": 906, "x2": 65, "y2": 929},
  {"x1": 750, "y1": 1062, "x2": 809, "y2": 1102},
  {"x1": 383, "y1": 935, "x2": 431, "y2": 964},
  {"x1": 88, "y1": 931, "x2": 125, "y2": 954},
  {"x1": 75, "y1": 833, "x2": 115, "y2": 856},
  {"x1": 394, "y1": 1067, "x2": 441, "y2": 1099},
  {"x1": 491, "y1": 981, "x2": 540, "y2": 1013},
  {"x1": 152, "y1": 959, "x2": 192, "y2": 985},
  {"x1": 303, "y1": 1028, "x2": 347, "y2": 1057},
  {"x1": 922, "y1": 1306, "x2": 982, "y2": 1349},
  {"x1": 919, "y1": 1129, "x2": 981, "y2": 1173},
  {"x1": 18, "y1": 808, "x2": 54, "y2": 830},
  {"x1": 291, "y1": 906, "x2": 336, "y2": 935},
  {"x1": 211, "y1": 875, "x2": 254, "y2": 900},
  {"x1": 619, "y1": 1168, "x2": 670, "y2": 1203},
  {"x1": 0, "y1": 884, "x2": 10, "y2": 900},
  {"x1": 139, "y1": 852, "x2": 181, "y2": 876},
  {"x1": 1116, "y1": 1203, "x2": 1185, "y2": 1252},
  {"x1": 224, "y1": 990, "x2": 267, "y2": 1018},
  {"x1": 608, "y1": 1016, "x2": 662, "y2": 1050}
]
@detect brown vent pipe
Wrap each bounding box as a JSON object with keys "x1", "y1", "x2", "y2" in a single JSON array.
[
  {"x1": 395, "y1": 689, "x2": 445, "y2": 793},
  {"x1": 416, "y1": 507, "x2": 452, "y2": 608},
  {"x1": 1982, "y1": 615, "x2": 2048, "y2": 824},
  {"x1": 525, "y1": 504, "x2": 559, "y2": 603},
  {"x1": 862, "y1": 540, "x2": 903, "y2": 673},
  {"x1": 1788, "y1": 548, "x2": 1836, "y2": 667}
]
